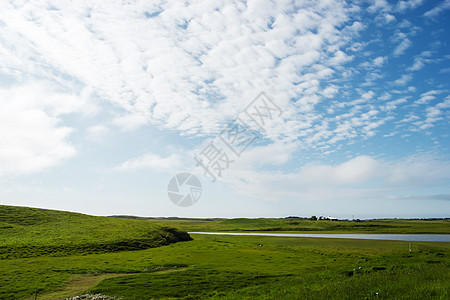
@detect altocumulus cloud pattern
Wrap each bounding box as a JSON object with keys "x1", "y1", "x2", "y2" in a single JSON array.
[{"x1": 0, "y1": 0, "x2": 449, "y2": 217}]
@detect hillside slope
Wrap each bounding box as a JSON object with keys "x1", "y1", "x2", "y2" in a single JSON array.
[{"x1": 0, "y1": 205, "x2": 192, "y2": 259}]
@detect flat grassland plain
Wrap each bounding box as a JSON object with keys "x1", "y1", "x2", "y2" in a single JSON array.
[{"x1": 1, "y1": 205, "x2": 449, "y2": 299}]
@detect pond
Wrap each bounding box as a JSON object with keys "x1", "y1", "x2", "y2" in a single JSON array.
[{"x1": 189, "y1": 232, "x2": 450, "y2": 242}]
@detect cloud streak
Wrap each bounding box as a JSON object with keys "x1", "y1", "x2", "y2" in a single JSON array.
[
  {"x1": 113, "y1": 152, "x2": 182, "y2": 173},
  {"x1": 424, "y1": 0, "x2": 450, "y2": 18}
]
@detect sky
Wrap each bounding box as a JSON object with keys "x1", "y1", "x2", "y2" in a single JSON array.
[{"x1": 0, "y1": 0, "x2": 449, "y2": 219}]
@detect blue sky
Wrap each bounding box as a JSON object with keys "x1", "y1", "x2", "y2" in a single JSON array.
[{"x1": 0, "y1": 0, "x2": 449, "y2": 218}]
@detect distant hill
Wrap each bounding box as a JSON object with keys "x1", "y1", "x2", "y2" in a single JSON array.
[{"x1": 0, "y1": 205, "x2": 192, "y2": 259}]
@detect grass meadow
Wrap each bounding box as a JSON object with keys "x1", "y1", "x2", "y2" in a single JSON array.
[
  {"x1": 139, "y1": 216, "x2": 450, "y2": 234},
  {"x1": 0, "y1": 205, "x2": 448, "y2": 299}
]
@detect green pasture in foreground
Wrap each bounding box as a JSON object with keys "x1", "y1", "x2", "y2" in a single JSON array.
[
  {"x1": 1, "y1": 234, "x2": 448, "y2": 299},
  {"x1": 120, "y1": 215, "x2": 450, "y2": 234},
  {"x1": 0, "y1": 205, "x2": 448, "y2": 299}
]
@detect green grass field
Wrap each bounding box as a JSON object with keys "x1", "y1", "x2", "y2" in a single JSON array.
[
  {"x1": 134, "y1": 216, "x2": 450, "y2": 234},
  {"x1": 1, "y1": 205, "x2": 448, "y2": 299}
]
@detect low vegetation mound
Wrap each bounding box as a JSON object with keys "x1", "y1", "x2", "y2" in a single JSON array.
[{"x1": 0, "y1": 205, "x2": 192, "y2": 259}]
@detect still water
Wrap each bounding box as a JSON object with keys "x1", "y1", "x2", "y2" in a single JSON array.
[{"x1": 189, "y1": 232, "x2": 450, "y2": 242}]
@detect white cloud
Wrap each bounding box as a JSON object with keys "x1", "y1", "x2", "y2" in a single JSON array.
[
  {"x1": 367, "y1": 0, "x2": 391, "y2": 13},
  {"x1": 398, "y1": 19, "x2": 413, "y2": 28},
  {"x1": 235, "y1": 140, "x2": 297, "y2": 168},
  {"x1": 383, "y1": 97, "x2": 408, "y2": 111},
  {"x1": 383, "y1": 131, "x2": 398, "y2": 137},
  {"x1": 398, "y1": 114, "x2": 420, "y2": 123},
  {"x1": 408, "y1": 58, "x2": 425, "y2": 71},
  {"x1": 361, "y1": 91, "x2": 375, "y2": 100},
  {"x1": 393, "y1": 37, "x2": 411, "y2": 56},
  {"x1": 1, "y1": 1, "x2": 448, "y2": 196},
  {"x1": 113, "y1": 152, "x2": 182, "y2": 172},
  {"x1": 296, "y1": 155, "x2": 381, "y2": 186},
  {"x1": 360, "y1": 56, "x2": 386, "y2": 69},
  {"x1": 378, "y1": 92, "x2": 392, "y2": 101},
  {"x1": 394, "y1": 74, "x2": 413, "y2": 86},
  {"x1": 383, "y1": 13, "x2": 396, "y2": 23},
  {"x1": 322, "y1": 85, "x2": 339, "y2": 98},
  {"x1": 412, "y1": 95, "x2": 450, "y2": 130},
  {"x1": 1, "y1": 0, "x2": 420, "y2": 161},
  {"x1": 396, "y1": 0, "x2": 425, "y2": 12},
  {"x1": 0, "y1": 84, "x2": 78, "y2": 176},
  {"x1": 408, "y1": 51, "x2": 436, "y2": 71},
  {"x1": 328, "y1": 50, "x2": 353, "y2": 65},
  {"x1": 414, "y1": 90, "x2": 442, "y2": 105},
  {"x1": 220, "y1": 154, "x2": 450, "y2": 202},
  {"x1": 86, "y1": 125, "x2": 109, "y2": 141},
  {"x1": 0, "y1": 0, "x2": 363, "y2": 142},
  {"x1": 424, "y1": 0, "x2": 450, "y2": 18},
  {"x1": 373, "y1": 56, "x2": 386, "y2": 67},
  {"x1": 385, "y1": 154, "x2": 450, "y2": 185},
  {"x1": 113, "y1": 114, "x2": 149, "y2": 132}
]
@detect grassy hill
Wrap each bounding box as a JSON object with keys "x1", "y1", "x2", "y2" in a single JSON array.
[{"x1": 0, "y1": 205, "x2": 192, "y2": 259}]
